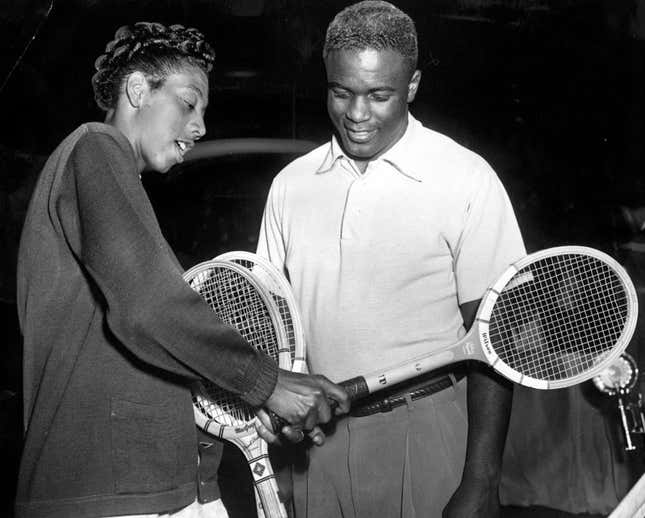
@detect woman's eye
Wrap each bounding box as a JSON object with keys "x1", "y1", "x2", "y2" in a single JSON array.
[{"x1": 183, "y1": 98, "x2": 196, "y2": 110}]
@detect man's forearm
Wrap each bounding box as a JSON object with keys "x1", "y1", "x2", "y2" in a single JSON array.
[
  {"x1": 458, "y1": 298, "x2": 512, "y2": 482},
  {"x1": 462, "y1": 364, "x2": 513, "y2": 482}
]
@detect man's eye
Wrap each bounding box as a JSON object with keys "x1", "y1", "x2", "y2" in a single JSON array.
[
  {"x1": 371, "y1": 94, "x2": 390, "y2": 102},
  {"x1": 331, "y1": 90, "x2": 350, "y2": 99},
  {"x1": 183, "y1": 99, "x2": 196, "y2": 110}
]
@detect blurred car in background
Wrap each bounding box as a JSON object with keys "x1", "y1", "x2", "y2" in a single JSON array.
[
  {"x1": 143, "y1": 137, "x2": 318, "y2": 518},
  {"x1": 144, "y1": 137, "x2": 318, "y2": 270}
]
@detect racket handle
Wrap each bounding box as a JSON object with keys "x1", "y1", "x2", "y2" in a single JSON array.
[
  {"x1": 268, "y1": 376, "x2": 370, "y2": 433},
  {"x1": 340, "y1": 376, "x2": 370, "y2": 400}
]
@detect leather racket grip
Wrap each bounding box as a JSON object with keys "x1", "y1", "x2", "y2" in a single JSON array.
[
  {"x1": 268, "y1": 376, "x2": 370, "y2": 433},
  {"x1": 340, "y1": 376, "x2": 369, "y2": 401}
]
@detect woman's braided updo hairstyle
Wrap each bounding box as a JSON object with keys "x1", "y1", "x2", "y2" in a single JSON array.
[{"x1": 92, "y1": 22, "x2": 215, "y2": 112}]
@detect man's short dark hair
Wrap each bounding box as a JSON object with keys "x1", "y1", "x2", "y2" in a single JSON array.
[{"x1": 323, "y1": 1, "x2": 418, "y2": 74}]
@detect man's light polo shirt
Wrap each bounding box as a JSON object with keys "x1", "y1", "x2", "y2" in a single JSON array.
[{"x1": 257, "y1": 114, "x2": 526, "y2": 381}]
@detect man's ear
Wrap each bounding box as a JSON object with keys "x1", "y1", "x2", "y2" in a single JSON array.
[
  {"x1": 407, "y1": 69, "x2": 421, "y2": 103},
  {"x1": 124, "y1": 71, "x2": 148, "y2": 109}
]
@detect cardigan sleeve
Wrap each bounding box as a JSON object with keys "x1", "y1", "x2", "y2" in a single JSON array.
[{"x1": 59, "y1": 130, "x2": 277, "y2": 407}]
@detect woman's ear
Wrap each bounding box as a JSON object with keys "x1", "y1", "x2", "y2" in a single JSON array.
[{"x1": 124, "y1": 71, "x2": 148, "y2": 109}]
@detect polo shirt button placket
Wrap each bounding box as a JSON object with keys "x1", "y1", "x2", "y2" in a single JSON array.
[{"x1": 342, "y1": 179, "x2": 365, "y2": 241}]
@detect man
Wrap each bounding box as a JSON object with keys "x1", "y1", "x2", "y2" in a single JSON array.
[{"x1": 256, "y1": 2, "x2": 526, "y2": 517}]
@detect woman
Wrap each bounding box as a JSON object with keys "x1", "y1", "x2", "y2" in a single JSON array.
[{"x1": 15, "y1": 21, "x2": 346, "y2": 518}]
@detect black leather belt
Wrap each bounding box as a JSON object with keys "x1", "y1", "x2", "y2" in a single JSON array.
[{"x1": 350, "y1": 368, "x2": 466, "y2": 417}]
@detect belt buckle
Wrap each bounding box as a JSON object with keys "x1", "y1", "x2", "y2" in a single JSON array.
[{"x1": 379, "y1": 397, "x2": 394, "y2": 413}]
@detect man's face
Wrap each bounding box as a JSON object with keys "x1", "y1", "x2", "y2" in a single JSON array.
[
  {"x1": 135, "y1": 66, "x2": 209, "y2": 173},
  {"x1": 324, "y1": 48, "x2": 420, "y2": 166}
]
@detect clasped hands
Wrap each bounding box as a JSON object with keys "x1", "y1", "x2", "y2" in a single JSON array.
[{"x1": 255, "y1": 369, "x2": 350, "y2": 446}]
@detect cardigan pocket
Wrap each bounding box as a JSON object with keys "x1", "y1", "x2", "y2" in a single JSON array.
[{"x1": 110, "y1": 397, "x2": 179, "y2": 493}]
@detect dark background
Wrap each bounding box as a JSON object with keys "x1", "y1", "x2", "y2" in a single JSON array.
[{"x1": 2, "y1": 0, "x2": 645, "y2": 516}]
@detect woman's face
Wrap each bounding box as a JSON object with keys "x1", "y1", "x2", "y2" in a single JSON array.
[{"x1": 134, "y1": 65, "x2": 209, "y2": 173}]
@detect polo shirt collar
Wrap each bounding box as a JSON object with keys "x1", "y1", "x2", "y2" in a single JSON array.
[
  {"x1": 315, "y1": 113, "x2": 424, "y2": 182},
  {"x1": 315, "y1": 136, "x2": 349, "y2": 174}
]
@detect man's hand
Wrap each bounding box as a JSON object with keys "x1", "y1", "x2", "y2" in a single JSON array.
[
  {"x1": 255, "y1": 409, "x2": 327, "y2": 446},
  {"x1": 442, "y1": 475, "x2": 501, "y2": 518},
  {"x1": 257, "y1": 369, "x2": 349, "y2": 443}
]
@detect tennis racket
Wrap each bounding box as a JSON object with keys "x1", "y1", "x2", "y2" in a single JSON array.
[
  {"x1": 215, "y1": 251, "x2": 308, "y2": 374},
  {"x1": 269, "y1": 246, "x2": 638, "y2": 431},
  {"x1": 340, "y1": 245, "x2": 638, "y2": 397},
  {"x1": 184, "y1": 260, "x2": 290, "y2": 518},
  {"x1": 215, "y1": 251, "x2": 309, "y2": 514},
  {"x1": 609, "y1": 472, "x2": 645, "y2": 518}
]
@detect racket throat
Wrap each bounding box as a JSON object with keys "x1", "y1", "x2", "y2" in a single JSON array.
[{"x1": 461, "y1": 340, "x2": 478, "y2": 358}]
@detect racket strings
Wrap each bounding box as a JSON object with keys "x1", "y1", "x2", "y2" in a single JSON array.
[
  {"x1": 193, "y1": 387, "x2": 255, "y2": 425},
  {"x1": 489, "y1": 254, "x2": 630, "y2": 381},
  {"x1": 189, "y1": 268, "x2": 281, "y2": 362},
  {"x1": 188, "y1": 265, "x2": 283, "y2": 426},
  {"x1": 226, "y1": 258, "x2": 299, "y2": 363}
]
